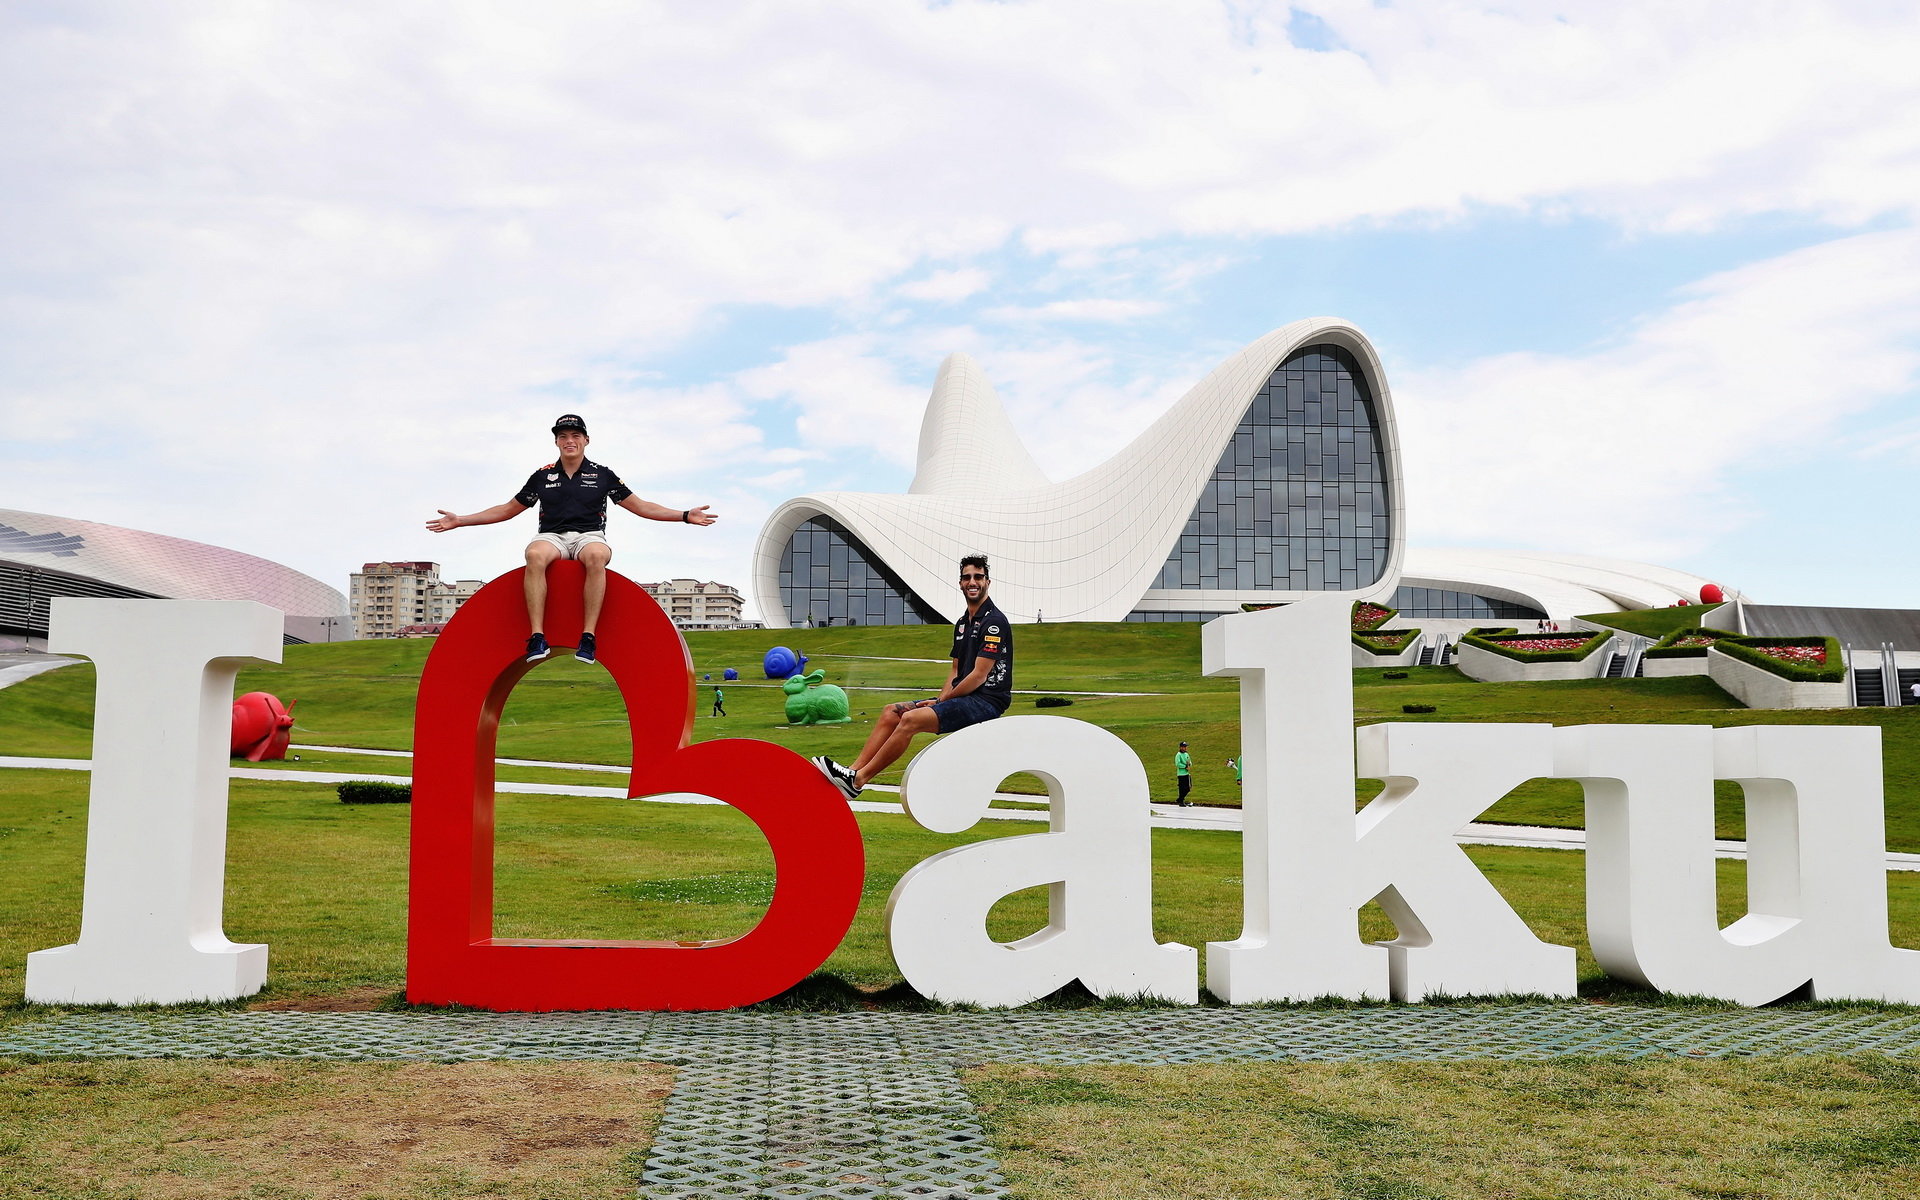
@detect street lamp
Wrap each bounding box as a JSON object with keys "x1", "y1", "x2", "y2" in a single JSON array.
[
  {"x1": 319, "y1": 616, "x2": 341, "y2": 643},
  {"x1": 22, "y1": 568, "x2": 41, "y2": 643}
]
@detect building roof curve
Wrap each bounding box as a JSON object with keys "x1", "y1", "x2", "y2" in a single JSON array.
[
  {"x1": 755, "y1": 317, "x2": 1406, "y2": 626},
  {"x1": 1400, "y1": 547, "x2": 1745, "y2": 618},
  {"x1": 0, "y1": 508, "x2": 349, "y2": 643}
]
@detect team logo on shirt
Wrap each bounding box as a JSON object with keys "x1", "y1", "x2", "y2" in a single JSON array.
[{"x1": 546, "y1": 473, "x2": 559, "y2": 481}]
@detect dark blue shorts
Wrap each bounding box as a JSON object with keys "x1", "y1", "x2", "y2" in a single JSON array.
[{"x1": 932, "y1": 693, "x2": 1005, "y2": 734}]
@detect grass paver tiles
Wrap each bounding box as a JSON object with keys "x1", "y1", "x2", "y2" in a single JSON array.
[{"x1": 5, "y1": 1007, "x2": 1920, "y2": 1198}]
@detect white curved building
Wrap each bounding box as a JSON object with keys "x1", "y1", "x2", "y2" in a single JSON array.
[
  {"x1": 752, "y1": 318, "x2": 1735, "y2": 629},
  {"x1": 1398, "y1": 548, "x2": 1740, "y2": 623},
  {"x1": 0, "y1": 508, "x2": 351, "y2": 645},
  {"x1": 757, "y1": 318, "x2": 1405, "y2": 626}
]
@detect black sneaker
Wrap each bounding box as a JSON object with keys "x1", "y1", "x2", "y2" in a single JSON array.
[
  {"x1": 575, "y1": 632, "x2": 597, "y2": 664},
  {"x1": 810, "y1": 754, "x2": 838, "y2": 777},
  {"x1": 524, "y1": 633, "x2": 551, "y2": 663},
  {"x1": 827, "y1": 766, "x2": 863, "y2": 800}
]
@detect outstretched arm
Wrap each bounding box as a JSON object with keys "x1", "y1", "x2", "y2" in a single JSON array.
[
  {"x1": 426, "y1": 500, "x2": 529, "y2": 533},
  {"x1": 617, "y1": 495, "x2": 719, "y2": 525}
]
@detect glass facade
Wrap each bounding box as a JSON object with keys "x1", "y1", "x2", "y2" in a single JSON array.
[
  {"x1": 780, "y1": 516, "x2": 943, "y2": 627},
  {"x1": 1123, "y1": 609, "x2": 1234, "y2": 623},
  {"x1": 1151, "y1": 344, "x2": 1391, "y2": 594},
  {"x1": 1391, "y1": 585, "x2": 1544, "y2": 621}
]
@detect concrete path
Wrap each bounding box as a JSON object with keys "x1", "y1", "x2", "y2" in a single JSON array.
[{"x1": 0, "y1": 651, "x2": 79, "y2": 690}]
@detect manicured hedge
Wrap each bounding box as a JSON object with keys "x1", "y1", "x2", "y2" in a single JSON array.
[
  {"x1": 1711, "y1": 636, "x2": 1846, "y2": 683},
  {"x1": 1351, "y1": 628, "x2": 1419, "y2": 655},
  {"x1": 1033, "y1": 696, "x2": 1075, "y2": 708},
  {"x1": 1468, "y1": 627, "x2": 1518, "y2": 637},
  {"x1": 1351, "y1": 601, "x2": 1397, "y2": 632},
  {"x1": 1459, "y1": 629, "x2": 1611, "y2": 663},
  {"x1": 338, "y1": 780, "x2": 412, "y2": 804},
  {"x1": 1644, "y1": 626, "x2": 1739, "y2": 660}
]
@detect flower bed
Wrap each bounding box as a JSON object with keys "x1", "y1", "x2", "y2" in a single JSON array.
[
  {"x1": 1644, "y1": 626, "x2": 1739, "y2": 660},
  {"x1": 1351, "y1": 601, "x2": 1396, "y2": 632},
  {"x1": 1351, "y1": 628, "x2": 1418, "y2": 656},
  {"x1": 1710, "y1": 636, "x2": 1845, "y2": 683},
  {"x1": 1459, "y1": 629, "x2": 1610, "y2": 663}
]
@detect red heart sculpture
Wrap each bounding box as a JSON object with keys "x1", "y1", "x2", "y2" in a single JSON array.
[{"x1": 407, "y1": 560, "x2": 865, "y2": 1010}]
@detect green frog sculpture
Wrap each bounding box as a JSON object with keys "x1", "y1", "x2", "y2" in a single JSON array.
[{"x1": 782, "y1": 669, "x2": 852, "y2": 725}]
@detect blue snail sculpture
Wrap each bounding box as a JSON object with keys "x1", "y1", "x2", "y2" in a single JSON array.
[{"x1": 763, "y1": 646, "x2": 808, "y2": 678}]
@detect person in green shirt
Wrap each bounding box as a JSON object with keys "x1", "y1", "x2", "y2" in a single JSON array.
[
  {"x1": 712, "y1": 686, "x2": 726, "y2": 717},
  {"x1": 1228, "y1": 756, "x2": 1242, "y2": 787},
  {"x1": 1174, "y1": 741, "x2": 1193, "y2": 807}
]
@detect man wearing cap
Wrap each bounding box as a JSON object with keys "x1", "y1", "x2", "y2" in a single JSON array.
[
  {"x1": 1174, "y1": 742, "x2": 1192, "y2": 807},
  {"x1": 426, "y1": 414, "x2": 718, "y2": 664}
]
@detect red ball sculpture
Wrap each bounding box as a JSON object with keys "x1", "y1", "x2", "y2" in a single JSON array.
[
  {"x1": 1701, "y1": 583, "x2": 1725, "y2": 604},
  {"x1": 230, "y1": 691, "x2": 295, "y2": 762}
]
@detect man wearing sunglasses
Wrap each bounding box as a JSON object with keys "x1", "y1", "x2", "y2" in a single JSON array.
[{"x1": 813, "y1": 553, "x2": 1011, "y2": 799}]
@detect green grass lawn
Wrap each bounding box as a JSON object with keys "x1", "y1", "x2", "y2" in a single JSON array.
[
  {"x1": 4, "y1": 767, "x2": 1919, "y2": 1013},
  {"x1": 1579, "y1": 602, "x2": 1728, "y2": 637},
  {"x1": 972, "y1": 1056, "x2": 1920, "y2": 1199},
  {"x1": 6, "y1": 624, "x2": 1919, "y2": 845}
]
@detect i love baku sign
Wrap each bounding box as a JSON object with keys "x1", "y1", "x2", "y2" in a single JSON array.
[{"x1": 22, "y1": 567, "x2": 1920, "y2": 1010}]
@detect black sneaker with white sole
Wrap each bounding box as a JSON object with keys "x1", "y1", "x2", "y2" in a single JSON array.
[
  {"x1": 575, "y1": 632, "x2": 597, "y2": 664},
  {"x1": 827, "y1": 766, "x2": 863, "y2": 800},
  {"x1": 524, "y1": 633, "x2": 551, "y2": 663}
]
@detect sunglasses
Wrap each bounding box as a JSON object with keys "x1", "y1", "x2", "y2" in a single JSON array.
[{"x1": 959, "y1": 573, "x2": 988, "y2": 581}]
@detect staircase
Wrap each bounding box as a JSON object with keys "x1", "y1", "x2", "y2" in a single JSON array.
[{"x1": 1899, "y1": 667, "x2": 1920, "y2": 706}]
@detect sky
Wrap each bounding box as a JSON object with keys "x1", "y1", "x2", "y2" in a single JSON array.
[{"x1": 4, "y1": 1, "x2": 1919, "y2": 621}]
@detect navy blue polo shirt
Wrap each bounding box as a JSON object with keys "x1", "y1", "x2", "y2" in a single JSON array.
[
  {"x1": 950, "y1": 598, "x2": 1013, "y2": 709},
  {"x1": 513, "y1": 458, "x2": 633, "y2": 534}
]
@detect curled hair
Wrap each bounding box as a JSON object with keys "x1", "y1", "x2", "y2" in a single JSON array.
[{"x1": 960, "y1": 553, "x2": 989, "y2": 578}]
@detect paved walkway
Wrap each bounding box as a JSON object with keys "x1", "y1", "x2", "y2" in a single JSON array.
[
  {"x1": 9, "y1": 748, "x2": 1920, "y2": 871},
  {"x1": 0, "y1": 651, "x2": 78, "y2": 690},
  {"x1": 4, "y1": 1005, "x2": 1918, "y2": 1198}
]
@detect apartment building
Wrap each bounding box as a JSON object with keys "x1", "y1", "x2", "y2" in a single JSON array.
[
  {"x1": 350, "y1": 562, "x2": 484, "y2": 639},
  {"x1": 640, "y1": 578, "x2": 750, "y2": 630}
]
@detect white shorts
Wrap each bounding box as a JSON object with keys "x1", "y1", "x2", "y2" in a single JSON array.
[{"x1": 530, "y1": 531, "x2": 611, "y2": 559}]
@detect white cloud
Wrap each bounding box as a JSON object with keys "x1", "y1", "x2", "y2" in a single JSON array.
[
  {"x1": 734, "y1": 336, "x2": 927, "y2": 469},
  {"x1": 897, "y1": 269, "x2": 992, "y2": 303},
  {"x1": 982, "y1": 299, "x2": 1168, "y2": 323},
  {"x1": 1395, "y1": 227, "x2": 1920, "y2": 559},
  {"x1": 5, "y1": 1, "x2": 1920, "y2": 599}
]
